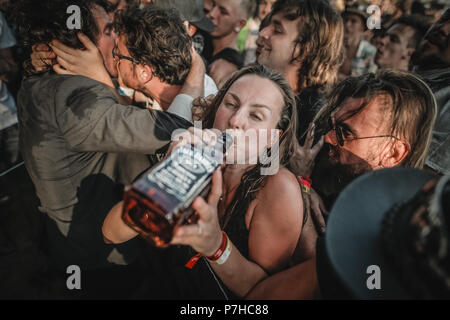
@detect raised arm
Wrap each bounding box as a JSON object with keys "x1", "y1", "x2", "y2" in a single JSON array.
[
  {"x1": 55, "y1": 76, "x2": 191, "y2": 154},
  {"x1": 171, "y1": 167, "x2": 304, "y2": 297},
  {"x1": 245, "y1": 256, "x2": 319, "y2": 300},
  {"x1": 102, "y1": 201, "x2": 138, "y2": 244}
]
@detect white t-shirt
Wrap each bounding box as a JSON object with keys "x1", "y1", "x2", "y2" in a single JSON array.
[
  {"x1": 118, "y1": 74, "x2": 218, "y2": 123},
  {"x1": 165, "y1": 74, "x2": 218, "y2": 122}
]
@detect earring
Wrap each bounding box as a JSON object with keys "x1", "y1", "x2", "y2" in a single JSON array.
[{"x1": 235, "y1": 27, "x2": 241, "y2": 32}]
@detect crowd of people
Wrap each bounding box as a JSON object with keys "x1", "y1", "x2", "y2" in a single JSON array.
[{"x1": 0, "y1": 0, "x2": 448, "y2": 299}]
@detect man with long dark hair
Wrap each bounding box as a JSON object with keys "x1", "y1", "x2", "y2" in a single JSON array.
[
  {"x1": 248, "y1": 69, "x2": 438, "y2": 299},
  {"x1": 257, "y1": 0, "x2": 345, "y2": 142}
]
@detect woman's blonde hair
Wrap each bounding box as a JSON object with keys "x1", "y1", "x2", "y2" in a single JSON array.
[{"x1": 192, "y1": 65, "x2": 299, "y2": 226}]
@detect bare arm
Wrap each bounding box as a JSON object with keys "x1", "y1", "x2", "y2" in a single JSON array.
[
  {"x1": 245, "y1": 257, "x2": 319, "y2": 300},
  {"x1": 102, "y1": 201, "x2": 138, "y2": 244},
  {"x1": 171, "y1": 168, "x2": 304, "y2": 297}
]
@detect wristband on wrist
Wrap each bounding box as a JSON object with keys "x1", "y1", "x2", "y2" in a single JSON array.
[
  {"x1": 207, "y1": 232, "x2": 232, "y2": 265},
  {"x1": 206, "y1": 231, "x2": 227, "y2": 260},
  {"x1": 298, "y1": 176, "x2": 312, "y2": 194},
  {"x1": 185, "y1": 231, "x2": 230, "y2": 269}
]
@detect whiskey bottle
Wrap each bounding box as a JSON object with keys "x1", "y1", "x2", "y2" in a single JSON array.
[{"x1": 122, "y1": 133, "x2": 231, "y2": 247}]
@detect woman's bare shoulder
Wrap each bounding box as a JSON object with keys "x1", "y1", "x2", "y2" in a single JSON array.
[{"x1": 260, "y1": 166, "x2": 301, "y2": 199}]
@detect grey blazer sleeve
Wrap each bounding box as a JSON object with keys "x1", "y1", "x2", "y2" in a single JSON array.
[
  {"x1": 55, "y1": 76, "x2": 192, "y2": 154},
  {"x1": 167, "y1": 94, "x2": 194, "y2": 122}
]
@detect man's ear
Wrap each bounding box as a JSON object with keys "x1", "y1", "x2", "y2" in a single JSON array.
[
  {"x1": 381, "y1": 139, "x2": 410, "y2": 168},
  {"x1": 187, "y1": 23, "x2": 197, "y2": 37},
  {"x1": 235, "y1": 18, "x2": 247, "y2": 33},
  {"x1": 136, "y1": 64, "x2": 154, "y2": 84}
]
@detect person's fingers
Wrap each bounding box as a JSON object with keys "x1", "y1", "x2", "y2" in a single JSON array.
[
  {"x1": 171, "y1": 224, "x2": 203, "y2": 239},
  {"x1": 49, "y1": 44, "x2": 76, "y2": 64},
  {"x1": 183, "y1": 21, "x2": 190, "y2": 33},
  {"x1": 50, "y1": 40, "x2": 75, "y2": 55},
  {"x1": 203, "y1": 129, "x2": 220, "y2": 146},
  {"x1": 53, "y1": 64, "x2": 74, "y2": 75},
  {"x1": 77, "y1": 33, "x2": 97, "y2": 51},
  {"x1": 311, "y1": 135, "x2": 324, "y2": 157},
  {"x1": 208, "y1": 169, "x2": 223, "y2": 207},
  {"x1": 173, "y1": 130, "x2": 203, "y2": 148},
  {"x1": 31, "y1": 52, "x2": 53, "y2": 69},
  {"x1": 34, "y1": 43, "x2": 51, "y2": 52},
  {"x1": 187, "y1": 127, "x2": 208, "y2": 140},
  {"x1": 291, "y1": 137, "x2": 301, "y2": 157},
  {"x1": 37, "y1": 51, "x2": 56, "y2": 61},
  {"x1": 186, "y1": 127, "x2": 218, "y2": 146},
  {"x1": 165, "y1": 141, "x2": 179, "y2": 156},
  {"x1": 191, "y1": 196, "x2": 213, "y2": 222},
  {"x1": 311, "y1": 202, "x2": 326, "y2": 234},
  {"x1": 55, "y1": 56, "x2": 73, "y2": 72},
  {"x1": 318, "y1": 196, "x2": 329, "y2": 216},
  {"x1": 39, "y1": 59, "x2": 54, "y2": 68},
  {"x1": 205, "y1": 94, "x2": 215, "y2": 103},
  {"x1": 304, "y1": 123, "x2": 315, "y2": 150}
]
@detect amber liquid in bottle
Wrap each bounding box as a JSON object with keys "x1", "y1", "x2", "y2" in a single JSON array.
[{"x1": 122, "y1": 133, "x2": 230, "y2": 247}]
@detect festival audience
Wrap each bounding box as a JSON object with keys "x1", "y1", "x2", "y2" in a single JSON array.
[
  {"x1": 1, "y1": 0, "x2": 449, "y2": 300},
  {"x1": 338, "y1": 6, "x2": 378, "y2": 80},
  {"x1": 240, "y1": 0, "x2": 275, "y2": 66},
  {"x1": 206, "y1": 0, "x2": 254, "y2": 86},
  {"x1": 375, "y1": 15, "x2": 429, "y2": 71},
  {"x1": 257, "y1": 0, "x2": 344, "y2": 141}
]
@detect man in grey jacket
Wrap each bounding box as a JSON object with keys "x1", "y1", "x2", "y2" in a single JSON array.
[{"x1": 14, "y1": 0, "x2": 194, "y2": 297}]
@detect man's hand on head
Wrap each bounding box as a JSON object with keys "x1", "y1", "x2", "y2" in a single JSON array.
[
  {"x1": 180, "y1": 46, "x2": 206, "y2": 99},
  {"x1": 30, "y1": 44, "x2": 56, "y2": 72},
  {"x1": 49, "y1": 33, "x2": 113, "y2": 88},
  {"x1": 290, "y1": 122, "x2": 324, "y2": 178}
]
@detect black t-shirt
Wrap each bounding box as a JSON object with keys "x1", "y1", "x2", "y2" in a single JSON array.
[
  {"x1": 296, "y1": 86, "x2": 325, "y2": 144},
  {"x1": 208, "y1": 48, "x2": 244, "y2": 71}
]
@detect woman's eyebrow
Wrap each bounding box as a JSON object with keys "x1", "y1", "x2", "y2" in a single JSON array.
[
  {"x1": 251, "y1": 104, "x2": 272, "y2": 113},
  {"x1": 227, "y1": 92, "x2": 271, "y2": 112},
  {"x1": 227, "y1": 92, "x2": 241, "y2": 104}
]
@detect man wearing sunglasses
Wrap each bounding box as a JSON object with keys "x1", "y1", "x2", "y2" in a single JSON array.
[
  {"x1": 308, "y1": 70, "x2": 437, "y2": 209},
  {"x1": 246, "y1": 69, "x2": 437, "y2": 300}
]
